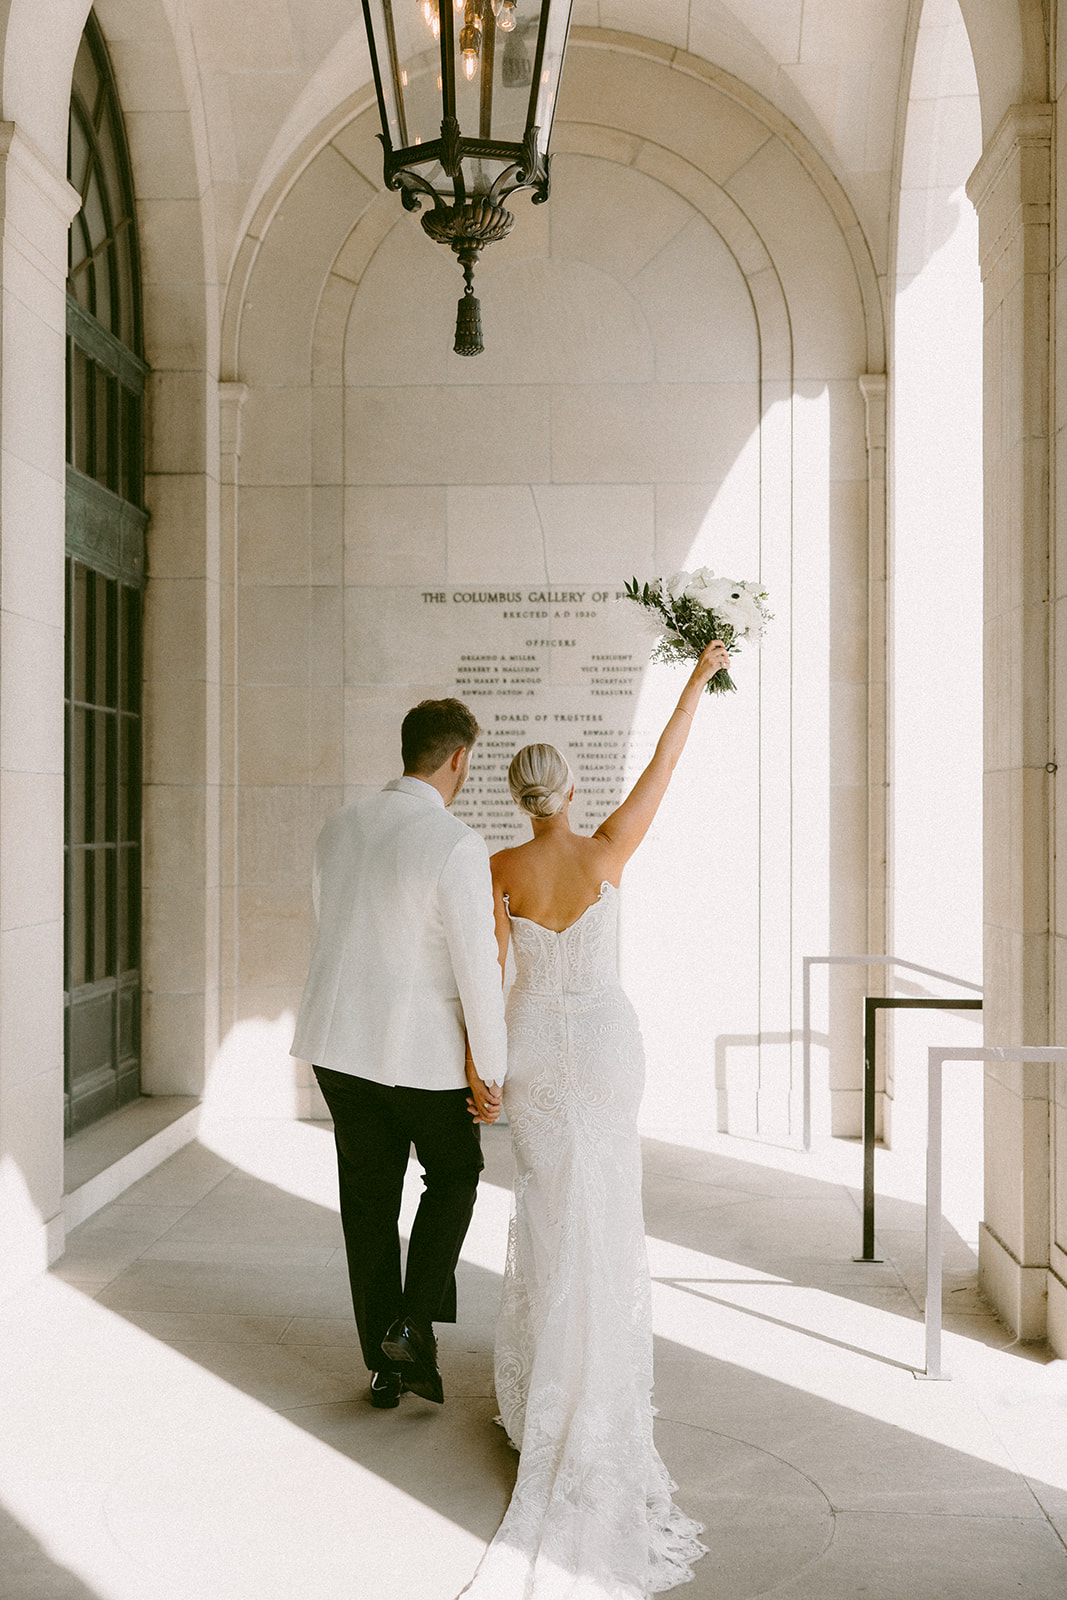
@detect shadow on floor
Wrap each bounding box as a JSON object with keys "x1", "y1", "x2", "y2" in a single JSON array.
[
  {"x1": 22, "y1": 1123, "x2": 1066, "y2": 1599},
  {"x1": 0, "y1": 1502, "x2": 109, "y2": 1600},
  {"x1": 638, "y1": 1134, "x2": 1026, "y2": 1358}
]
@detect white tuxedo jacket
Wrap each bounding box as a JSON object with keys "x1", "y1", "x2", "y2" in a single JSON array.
[{"x1": 291, "y1": 777, "x2": 507, "y2": 1090}]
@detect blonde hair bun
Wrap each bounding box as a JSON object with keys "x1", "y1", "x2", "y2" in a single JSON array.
[{"x1": 508, "y1": 743, "x2": 573, "y2": 818}]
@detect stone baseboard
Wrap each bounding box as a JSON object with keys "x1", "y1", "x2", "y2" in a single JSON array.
[
  {"x1": 63, "y1": 1097, "x2": 201, "y2": 1231},
  {"x1": 978, "y1": 1221, "x2": 1048, "y2": 1340},
  {"x1": 1047, "y1": 1267, "x2": 1067, "y2": 1357},
  {"x1": 830, "y1": 1086, "x2": 888, "y2": 1141}
]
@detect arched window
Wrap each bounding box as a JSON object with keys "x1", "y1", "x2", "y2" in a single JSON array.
[{"x1": 64, "y1": 13, "x2": 147, "y2": 1135}]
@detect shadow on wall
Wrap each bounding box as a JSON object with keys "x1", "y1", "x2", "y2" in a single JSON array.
[
  {"x1": 0, "y1": 1155, "x2": 49, "y2": 1284},
  {"x1": 714, "y1": 1030, "x2": 828, "y2": 1139}
]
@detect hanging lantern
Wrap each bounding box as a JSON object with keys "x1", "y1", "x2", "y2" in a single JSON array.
[{"x1": 360, "y1": 0, "x2": 575, "y2": 354}]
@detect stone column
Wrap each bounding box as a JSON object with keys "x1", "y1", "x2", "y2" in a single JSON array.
[
  {"x1": 1051, "y1": 21, "x2": 1067, "y2": 1352},
  {"x1": 967, "y1": 102, "x2": 1053, "y2": 1340},
  {"x1": 0, "y1": 125, "x2": 80, "y2": 1286},
  {"x1": 860, "y1": 373, "x2": 891, "y2": 1137},
  {"x1": 860, "y1": 372, "x2": 889, "y2": 921},
  {"x1": 218, "y1": 381, "x2": 247, "y2": 1053},
  {"x1": 139, "y1": 308, "x2": 220, "y2": 1099}
]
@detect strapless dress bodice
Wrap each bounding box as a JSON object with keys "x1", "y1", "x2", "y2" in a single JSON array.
[{"x1": 506, "y1": 881, "x2": 619, "y2": 997}]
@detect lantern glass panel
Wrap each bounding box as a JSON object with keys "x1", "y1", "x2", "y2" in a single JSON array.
[
  {"x1": 530, "y1": 0, "x2": 571, "y2": 155},
  {"x1": 362, "y1": 0, "x2": 442, "y2": 150},
  {"x1": 451, "y1": 2, "x2": 553, "y2": 146},
  {"x1": 491, "y1": 18, "x2": 538, "y2": 142},
  {"x1": 364, "y1": 2, "x2": 570, "y2": 157}
]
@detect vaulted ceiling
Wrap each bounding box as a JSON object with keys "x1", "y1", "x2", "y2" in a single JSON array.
[
  {"x1": 180, "y1": 0, "x2": 917, "y2": 276},
  {"x1": 4, "y1": 0, "x2": 1041, "y2": 291}
]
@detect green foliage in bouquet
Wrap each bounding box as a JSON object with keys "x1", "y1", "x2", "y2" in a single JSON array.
[{"x1": 623, "y1": 572, "x2": 771, "y2": 695}]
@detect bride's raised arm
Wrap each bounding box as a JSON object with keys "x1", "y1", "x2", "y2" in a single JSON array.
[{"x1": 592, "y1": 638, "x2": 729, "y2": 867}]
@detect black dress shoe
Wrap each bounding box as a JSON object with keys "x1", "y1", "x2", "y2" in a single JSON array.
[
  {"x1": 380, "y1": 1316, "x2": 444, "y2": 1404},
  {"x1": 369, "y1": 1370, "x2": 403, "y2": 1409}
]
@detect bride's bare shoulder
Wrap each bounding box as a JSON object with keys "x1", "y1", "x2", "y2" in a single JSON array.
[{"x1": 490, "y1": 842, "x2": 528, "y2": 875}]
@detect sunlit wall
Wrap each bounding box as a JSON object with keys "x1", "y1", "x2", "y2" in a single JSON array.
[{"x1": 890, "y1": 0, "x2": 983, "y2": 1233}]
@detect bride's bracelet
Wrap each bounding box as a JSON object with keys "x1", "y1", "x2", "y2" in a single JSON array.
[{"x1": 675, "y1": 706, "x2": 693, "y2": 719}]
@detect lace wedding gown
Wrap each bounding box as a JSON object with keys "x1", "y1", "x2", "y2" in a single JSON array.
[{"x1": 459, "y1": 883, "x2": 705, "y2": 1600}]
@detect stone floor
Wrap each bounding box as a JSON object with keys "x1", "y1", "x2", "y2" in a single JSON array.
[{"x1": 2, "y1": 1116, "x2": 1067, "y2": 1600}]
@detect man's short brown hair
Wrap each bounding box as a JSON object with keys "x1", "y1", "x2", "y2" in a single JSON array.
[{"x1": 401, "y1": 698, "x2": 481, "y2": 775}]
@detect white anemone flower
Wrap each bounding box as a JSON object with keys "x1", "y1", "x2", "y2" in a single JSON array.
[
  {"x1": 688, "y1": 576, "x2": 737, "y2": 611},
  {"x1": 719, "y1": 589, "x2": 766, "y2": 637},
  {"x1": 686, "y1": 565, "x2": 716, "y2": 593}
]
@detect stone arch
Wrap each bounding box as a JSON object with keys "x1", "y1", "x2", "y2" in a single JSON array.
[
  {"x1": 221, "y1": 32, "x2": 883, "y2": 384},
  {"x1": 218, "y1": 33, "x2": 888, "y2": 1138},
  {"x1": 0, "y1": 0, "x2": 88, "y2": 166},
  {"x1": 305, "y1": 118, "x2": 794, "y2": 396},
  {"x1": 956, "y1": 0, "x2": 1048, "y2": 138}
]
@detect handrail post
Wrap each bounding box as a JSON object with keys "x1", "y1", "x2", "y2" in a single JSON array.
[
  {"x1": 925, "y1": 1048, "x2": 946, "y2": 1378},
  {"x1": 920, "y1": 1043, "x2": 1067, "y2": 1379},
  {"x1": 854, "y1": 997, "x2": 981, "y2": 1264},
  {"x1": 857, "y1": 997, "x2": 881, "y2": 1260},
  {"x1": 800, "y1": 954, "x2": 980, "y2": 1153},
  {"x1": 802, "y1": 956, "x2": 812, "y2": 1151}
]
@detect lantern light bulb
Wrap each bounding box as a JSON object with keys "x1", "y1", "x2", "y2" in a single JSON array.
[
  {"x1": 460, "y1": 14, "x2": 482, "y2": 75},
  {"x1": 496, "y1": 0, "x2": 518, "y2": 29}
]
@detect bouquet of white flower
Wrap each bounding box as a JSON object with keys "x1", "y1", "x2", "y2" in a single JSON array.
[{"x1": 623, "y1": 567, "x2": 772, "y2": 694}]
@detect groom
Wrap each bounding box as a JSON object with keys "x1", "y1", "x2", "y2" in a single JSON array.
[{"x1": 291, "y1": 698, "x2": 507, "y2": 1408}]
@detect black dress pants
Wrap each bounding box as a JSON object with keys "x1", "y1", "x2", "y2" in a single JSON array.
[{"x1": 313, "y1": 1066, "x2": 484, "y2": 1373}]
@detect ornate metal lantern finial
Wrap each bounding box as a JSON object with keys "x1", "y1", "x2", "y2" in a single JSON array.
[{"x1": 360, "y1": 0, "x2": 574, "y2": 355}]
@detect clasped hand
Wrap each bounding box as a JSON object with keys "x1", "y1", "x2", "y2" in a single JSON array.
[{"x1": 465, "y1": 1053, "x2": 503, "y2": 1124}]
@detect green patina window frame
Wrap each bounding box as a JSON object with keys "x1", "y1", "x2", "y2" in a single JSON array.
[{"x1": 64, "y1": 12, "x2": 148, "y2": 1136}]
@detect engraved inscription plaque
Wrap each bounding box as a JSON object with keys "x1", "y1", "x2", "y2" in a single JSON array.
[
  {"x1": 442, "y1": 584, "x2": 655, "y2": 844},
  {"x1": 398, "y1": 584, "x2": 655, "y2": 844}
]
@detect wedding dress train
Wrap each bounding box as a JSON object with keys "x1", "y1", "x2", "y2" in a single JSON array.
[{"x1": 459, "y1": 883, "x2": 705, "y2": 1600}]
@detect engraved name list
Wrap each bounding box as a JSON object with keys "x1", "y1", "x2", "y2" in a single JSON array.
[{"x1": 422, "y1": 585, "x2": 655, "y2": 847}]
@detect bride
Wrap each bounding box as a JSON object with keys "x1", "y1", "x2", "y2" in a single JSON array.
[{"x1": 459, "y1": 637, "x2": 729, "y2": 1600}]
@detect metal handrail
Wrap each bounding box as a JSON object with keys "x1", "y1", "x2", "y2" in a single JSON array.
[
  {"x1": 856, "y1": 997, "x2": 982, "y2": 1262},
  {"x1": 801, "y1": 955, "x2": 982, "y2": 1149},
  {"x1": 924, "y1": 1045, "x2": 1067, "y2": 1378}
]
